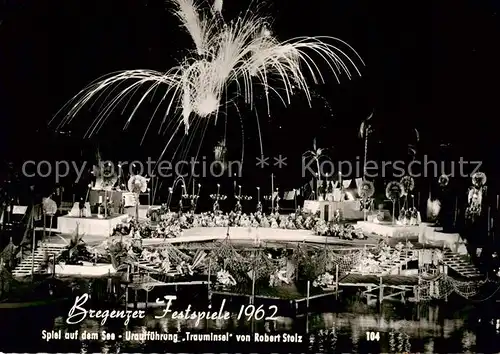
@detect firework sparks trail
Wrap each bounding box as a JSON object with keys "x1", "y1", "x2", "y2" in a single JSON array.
[{"x1": 52, "y1": 0, "x2": 363, "y2": 167}]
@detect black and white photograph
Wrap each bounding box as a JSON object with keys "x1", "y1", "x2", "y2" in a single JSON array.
[{"x1": 1, "y1": 0, "x2": 499, "y2": 353}]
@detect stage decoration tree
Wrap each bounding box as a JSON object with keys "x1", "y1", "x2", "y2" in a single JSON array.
[
  {"x1": 466, "y1": 172, "x2": 487, "y2": 221},
  {"x1": 42, "y1": 197, "x2": 58, "y2": 238},
  {"x1": 127, "y1": 175, "x2": 149, "y2": 221},
  {"x1": 472, "y1": 171, "x2": 487, "y2": 189},
  {"x1": 400, "y1": 176, "x2": 414, "y2": 197},
  {"x1": 358, "y1": 180, "x2": 375, "y2": 220},
  {"x1": 0, "y1": 238, "x2": 18, "y2": 271},
  {"x1": 214, "y1": 139, "x2": 227, "y2": 172},
  {"x1": 438, "y1": 174, "x2": 449, "y2": 188},
  {"x1": 386, "y1": 181, "x2": 405, "y2": 225},
  {"x1": 52, "y1": 0, "x2": 362, "y2": 176},
  {"x1": 399, "y1": 176, "x2": 416, "y2": 225},
  {"x1": 303, "y1": 139, "x2": 330, "y2": 198},
  {"x1": 93, "y1": 162, "x2": 118, "y2": 218},
  {"x1": 358, "y1": 111, "x2": 374, "y2": 179},
  {"x1": 56, "y1": 224, "x2": 90, "y2": 265}
]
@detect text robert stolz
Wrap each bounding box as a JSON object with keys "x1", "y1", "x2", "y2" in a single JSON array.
[{"x1": 65, "y1": 293, "x2": 279, "y2": 327}]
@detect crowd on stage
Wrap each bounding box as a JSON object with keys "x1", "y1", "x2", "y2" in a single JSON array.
[{"x1": 112, "y1": 209, "x2": 366, "y2": 240}]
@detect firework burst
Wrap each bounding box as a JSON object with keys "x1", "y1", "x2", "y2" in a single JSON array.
[{"x1": 52, "y1": 0, "x2": 363, "y2": 145}]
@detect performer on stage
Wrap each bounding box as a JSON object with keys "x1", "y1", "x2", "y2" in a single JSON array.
[
  {"x1": 78, "y1": 198, "x2": 85, "y2": 217},
  {"x1": 234, "y1": 200, "x2": 242, "y2": 213},
  {"x1": 178, "y1": 199, "x2": 183, "y2": 215},
  {"x1": 213, "y1": 200, "x2": 220, "y2": 214}
]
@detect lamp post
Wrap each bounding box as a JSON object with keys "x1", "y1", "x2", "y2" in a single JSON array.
[
  {"x1": 210, "y1": 184, "x2": 226, "y2": 214},
  {"x1": 166, "y1": 187, "x2": 173, "y2": 209},
  {"x1": 182, "y1": 185, "x2": 200, "y2": 213},
  {"x1": 256, "y1": 187, "x2": 262, "y2": 213},
  {"x1": 271, "y1": 174, "x2": 275, "y2": 213},
  {"x1": 234, "y1": 185, "x2": 252, "y2": 213},
  {"x1": 263, "y1": 194, "x2": 272, "y2": 212},
  {"x1": 274, "y1": 188, "x2": 280, "y2": 213}
]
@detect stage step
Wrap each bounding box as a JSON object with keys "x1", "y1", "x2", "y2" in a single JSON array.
[
  {"x1": 442, "y1": 250, "x2": 482, "y2": 278},
  {"x1": 12, "y1": 243, "x2": 67, "y2": 278}
]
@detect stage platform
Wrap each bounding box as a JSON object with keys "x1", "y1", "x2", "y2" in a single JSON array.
[
  {"x1": 419, "y1": 228, "x2": 467, "y2": 255},
  {"x1": 124, "y1": 205, "x2": 161, "y2": 219},
  {"x1": 57, "y1": 214, "x2": 127, "y2": 237},
  {"x1": 356, "y1": 221, "x2": 421, "y2": 238},
  {"x1": 138, "y1": 227, "x2": 380, "y2": 248}
]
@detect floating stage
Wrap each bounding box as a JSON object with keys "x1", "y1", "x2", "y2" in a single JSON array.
[
  {"x1": 141, "y1": 227, "x2": 379, "y2": 248},
  {"x1": 356, "y1": 221, "x2": 421, "y2": 238},
  {"x1": 57, "y1": 214, "x2": 127, "y2": 237}
]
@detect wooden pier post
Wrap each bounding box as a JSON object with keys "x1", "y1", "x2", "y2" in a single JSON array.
[
  {"x1": 443, "y1": 265, "x2": 448, "y2": 302},
  {"x1": 488, "y1": 207, "x2": 491, "y2": 237},
  {"x1": 145, "y1": 289, "x2": 148, "y2": 309},
  {"x1": 125, "y1": 265, "x2": 130, "y2": 308},
  {"x1": 335, "y1": 264, "x2": 339, "y2": 300},
  {"x1": 250, "y1": 250, "x2": 256, "y2": 305},
  {"x1": 306, "y1": 281, "x2": 310, "y2": 311},
  {"x1": 207, "y1": 258, "x2": 212, "y2": 303},
  {"x1": 251, "y1": 270, "x2": 256, "y2": 305},
  {"x1": 378, "y1": 276, "x2": 383, "y2": 306}
]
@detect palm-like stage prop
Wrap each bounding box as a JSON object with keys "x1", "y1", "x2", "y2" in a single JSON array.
[
  {"x1": 42, "y1": 197, "x2": 58, "y2": 238},
  {"x1": 1, "y1": 238, "x2": 18, "y2": 271},
  {"x1": 358, "y1": 111, "x2": 374, "y2": 179},
  {"x1": 55, "y1": 224, "x2": 87, "y2": 265},
  {"x1": 303, "y1": 138, "x2": 329, "y2": 198}
]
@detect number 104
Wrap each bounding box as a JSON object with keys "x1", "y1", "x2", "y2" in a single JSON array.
[{"x1": 366, "y1": 331, "x2": 380, "y2": 341}]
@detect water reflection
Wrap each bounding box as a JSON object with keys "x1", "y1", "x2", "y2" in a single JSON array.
[{"x1": 0, "y1": 300, "x2": 498, "y2": 353}]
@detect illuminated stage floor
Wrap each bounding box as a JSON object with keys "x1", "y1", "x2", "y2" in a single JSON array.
[
  {"x1": 57, "y1": 214, "x2": 128, "y2": 237},
  {"x1": 356, "y1": 221, "x2": 421, "y2": 238}
]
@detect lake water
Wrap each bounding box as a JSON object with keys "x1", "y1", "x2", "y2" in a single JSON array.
[{"x1": 0, "y1": 297, "x2": 498, "y2": 353}]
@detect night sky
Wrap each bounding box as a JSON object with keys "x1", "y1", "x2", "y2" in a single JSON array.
[{"x1": 0, "y1": 0, "x2": 499, "y2": 195}]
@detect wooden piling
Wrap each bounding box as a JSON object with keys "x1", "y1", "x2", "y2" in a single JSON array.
[
  {"x1": 488, "y1": 207, "x2": 491, "y2": 236},
  {"x1": 250, "y1": 250, "x2": 256, "y2": 305},
  {"x1": 378, "y1": 276, "x2": 383, "y2": 305},
  {"x1": 207, "y1": 258, "x2": 212, "y2": 302},
  {"x1": 306, "y1": 281, "x2": 310, "y2": 311},
  {"x1": 335, "y1": 264, "x2": 339, "y2": 300}
]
